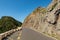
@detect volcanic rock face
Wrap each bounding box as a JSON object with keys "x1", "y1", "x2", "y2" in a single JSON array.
[{"x1": 21, "y1": 0, "x2": 60, "y2": 40}]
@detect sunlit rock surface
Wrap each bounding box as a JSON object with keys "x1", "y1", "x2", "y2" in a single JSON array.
[{"x1": 21, "y1": 0, "x2": 60, "y2": 40}]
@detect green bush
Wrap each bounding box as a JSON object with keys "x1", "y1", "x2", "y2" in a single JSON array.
[{"x1": 0, "y1": 16, "x2": 22, "y2": 33}]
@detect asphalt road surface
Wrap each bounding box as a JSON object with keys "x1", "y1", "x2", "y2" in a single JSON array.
[
  {"x1": 20, "y1": 28, "x2": 55, "y2": 40},
  {"x1": 3, "y1": 28, "x2": 55, "y2": 40}
]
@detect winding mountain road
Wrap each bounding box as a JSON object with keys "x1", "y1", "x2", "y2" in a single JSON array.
[
  {"x1": 2, "y1": 28, "x2": 56, "y2": 40},
  {"x1": 21, "y1": 28, "x2": 55, "y2": 40}
]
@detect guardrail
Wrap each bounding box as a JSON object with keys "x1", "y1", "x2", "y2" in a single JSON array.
[{"x1": 0, "y1": 27, "x2": 22, "y2": 40}]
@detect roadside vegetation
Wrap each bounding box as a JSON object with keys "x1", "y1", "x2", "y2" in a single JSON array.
[{"x1": 0, "y1": 16, "x2": 22, "y2": 33}]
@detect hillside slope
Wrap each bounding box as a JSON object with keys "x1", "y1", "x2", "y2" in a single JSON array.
[{"x1": 0, "y1": 16, "x2": 22, "y2": 33}]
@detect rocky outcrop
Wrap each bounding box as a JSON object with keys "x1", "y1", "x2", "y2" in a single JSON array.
[
  {"x1": 22, "y1": 7, "x2": 47, "y2": 30},
  {"x1": 22, "y1": 0, "x2": 60, "y2": 40}
]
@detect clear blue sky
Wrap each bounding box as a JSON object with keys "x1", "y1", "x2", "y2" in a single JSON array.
[{"x1": 0, "y1": 0, "x2": 52, "y2": 22}]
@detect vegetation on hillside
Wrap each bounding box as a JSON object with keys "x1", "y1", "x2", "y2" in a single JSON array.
[{"x1": 0, "y1": 16, "x2": 22, "y2": 33}]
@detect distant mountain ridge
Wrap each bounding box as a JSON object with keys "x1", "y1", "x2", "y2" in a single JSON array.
[{"x1": 0, "y1": 16, "x2": 22, "y2": 33}]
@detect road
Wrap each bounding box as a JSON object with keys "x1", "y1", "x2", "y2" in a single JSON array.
[
  {"x1": 2, "y1": 28, "x2": 55, "y2": 40},
  {"x1": 21, "y1": 28, "x2": 55, "y2": 40}
]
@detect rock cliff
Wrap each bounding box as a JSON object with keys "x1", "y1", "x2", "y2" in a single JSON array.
[{"x1": 22, "y1": 0, "x2": 60, "y2": 40}]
